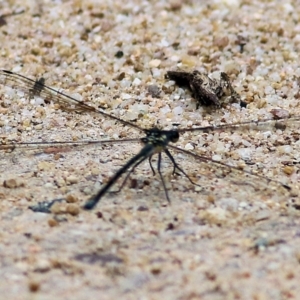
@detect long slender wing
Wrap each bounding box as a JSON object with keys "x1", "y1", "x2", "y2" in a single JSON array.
[
  {"x1": 170, "y1": 144, "x2": 290, "y2": 189},
  {"x1": 0, "y1": 135, "x2": 142, "y2": 205},
  {"x1": 0, "y1": 137, "x2": 141, "y2": 150},
  {"x1": 0, "y1": 138, "x2": 142, "y2": 162},
  {"x1": 0, "y1": 69, "x2": 143, "y2": 132},
  {"x1": 177, "y1": 116, "x2": 300, "y2": 134},
  {"x1": 168, "y1": 144, "x2": 292, "y2": 204}
]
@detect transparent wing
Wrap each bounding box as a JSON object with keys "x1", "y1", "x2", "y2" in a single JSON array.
[
  {"x1": 0, "y1": 138, "x2": 141, "y2": 168},
  {"x1": 0, "y1": 137, "x2": 143, "y2": 205},
  {"x1": 0, "y1": 69, "x2": 143, "y2": 131},
  {"x1": 178, "y1": 116, "x2": 300, "y2": 134},
  {"x1": 168, "y1": 144, "x2": 295, "y2": 207}
]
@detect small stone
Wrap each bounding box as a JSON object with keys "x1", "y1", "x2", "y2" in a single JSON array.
[
  {"x1": 152, "y1": 68, "x2": 161, "y2": 78},
  {"x1": 28, "y1": 281, "x2": 40, "y2": 292},
  {"x1": 91, "y1": 167, "x2": 99, "y2": 176},
  {"x1": 116, "y1": 72, "x2": 125, "y2": 81},
  {"x1": 173, "y1": 106, "x2": 183, "y2": 115},
  {"x1": 213, "y1": 36, "x2": 229, "y2": 50},
  {"x1": 83, "y1": 187, "x2": 93, "y2": 195},
  {"x1": 3, "y1": 178, "x2": 24, "y2": 188},
  {"x1": 270, "y1": 108, "x2": 290, "y2": 120},
  {"x1": 66, "y1": 194, "x2": 78, "y2": 203},
  {"x1": 50, "y1": 202, "x2": 66, "y2": 214},
  {"x1": 212, "y1": 155, "x2": 222, "y2": 161},
  {"x1": 188, "y1": 46, "x2": 201, "y2": 56},
  {"x1": 66, "y1": 175, "x2": 78, "y2": 185},
  {"x1": 239, "y1": 201, "x2": 248, "y2": 208},
  {"x1": 38, "y1": 161, "x2": 54, "y2": 171},
  {"x1": 3, "y1": 178, "x2": 17, "y2": 188},
  {"x1": 22, "y1": 119, "x2": 31, "y2": 127},
  {"x1": 34, "y1": 259, "x2": 51, "y2": 272},
  {"x1": 48, "y1": 218, "x2": 59, "y2": 227},
  {"x1": 41, "y1": 35, "x2": 54, "y2": 48},
  {"x1": 121, "y1": 93, "x2": 132, "y2": 100},
  {"x1": 132, "y1": 78, "x2": 141, "y2": 86},
  {"x1": 55, "y1": 178, "x2": 66, "y2": 187},
  {"x1": 115, "y1": 50, "x2": 123, "y2": 58},
  {"x1": 224, "y1": 60, "x2": 241, "y2": 75},
  {"x1": 255, "y1": 210, "x2": 271, "y2": 222},
  {"x1": 207, "y1": 194, "x2": 215, "y2": 204},
  {"x1": 148, "y1": 85, "x2": 161, "y2": 98},
  {"x1": 169, "y1": 1, "x2": 182, "y2": 11},
  {"x1": 184, "y1": 143, "x2": 194, "y2": 150},
  {"x1": 44, "y1": 182, "x2": 54, "y2": 188},
  {"x1": 149, "y1": 59, "x2": 161, "y2": 68},
  {"x1": 282, "y1": 166, "x2": 294, "y2": 175},
  {"x1": 151, "y1": 266, "x2": 161, "y2": 275},
  {"x1": 181, "y1": 55, "x2": 197, "y2": 67},
  {"x1": 66, "y1": 204, "x2": 80, "y2": 216}
]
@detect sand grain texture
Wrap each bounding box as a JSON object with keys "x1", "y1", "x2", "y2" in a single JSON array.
[{"x1": 1, "y1": 0, "x2": 300, "y2": 299}]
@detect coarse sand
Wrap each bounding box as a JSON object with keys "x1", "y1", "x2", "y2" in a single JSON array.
[{"x1": 1, "y1": 1, "x2": 300, "y2": 299}]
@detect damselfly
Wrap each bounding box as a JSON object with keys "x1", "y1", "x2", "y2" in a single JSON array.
[{"x1": 0, "y1": 70, "x2": 298, "y2": 210}]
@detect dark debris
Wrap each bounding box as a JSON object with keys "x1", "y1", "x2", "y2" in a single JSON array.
[
  {"x1": 166, "y1": 70, "x2": 241, "y2": 108},
  {"x1": 74, "y1": 252, "x2": 123, "y2": 265},
  {"x1": 29, "y1": 199, "x2": 64, "y2": 213}
]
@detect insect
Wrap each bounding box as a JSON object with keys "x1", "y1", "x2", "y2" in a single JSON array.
[
  {"x1": 166, "y1": 70, "x2": 243, "y2": 108},
  {"x1": 0, "y1": 70, "x2": 297, "y2": 210}
]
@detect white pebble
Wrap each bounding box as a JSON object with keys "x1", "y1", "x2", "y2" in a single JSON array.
[
  {"x1": 34, "y1": 97, "x2": 44, "y2": 105},
  {"x1": 269, "y1": 73, "x2": 281, "y2": 82},
  {"x1": 212, "y1": 154, "x2": 222, "y2": 161},
  {"x1": 263, "y1": 131, "x2": 272, "y2": 138},
  {"x1": 264, "y1": 86, "x2": 274, "y2": 94},
  {"x1": 152, "y1": 68, "x2": 161, "y2": 78},
  {"x1": 149, "y1": 59, "x2": 161, "y2": 68},
  {"x1": 121, "y1": 93, "x2": 132, "y2": 100},
  {"x1": 44, "y1": 182, "x2": 54, "y2": 188},
  {"x1": 277, "y1": 145, "x2": 293, "y2": 154},
  {"x1": 159, "y1": 105, "x2": 171, "y2": 114},
  {"x1": 185, "y1": 143, "x2": 194, "y2": 150},
  {"x1": 160, "y1": 39, "x2": 169, "y2": 47},
  {"x1": 173, "y1": 106, "x2": 183, "y2": 115},
  {"x1": 235, "y1": 148, "x2": 252, "y2": 161},
  {"x1": 66, "y1": 175, "x2": 78, "y2": 185},
  {"x1": 132, "y1": 78, "x2": 141, "y2": 86},
  {"x1": 239, "y1": 201, "x2": 248, "y2": 208}
]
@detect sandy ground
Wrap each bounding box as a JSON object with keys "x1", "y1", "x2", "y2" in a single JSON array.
[{"x1": 1, "y1": 0, "x2": 300, "y2": 299}]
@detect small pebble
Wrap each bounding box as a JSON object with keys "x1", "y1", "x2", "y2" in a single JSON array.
[
  {"x1": 184, "y1": 143, "x2": 194, "y2": 150},
  {"x1": 132, "y1": 78, "x2": 141, "y2": 86},
  {"x1": 66, "y1": 204, "x2": 80, "y2": 216},
  {"x1": 3, "y1": 178, "x2": 17, "y2": 188},
  {"x1": 149, "y1": 59, "x2": 161, "y2": 68},
  {"x1": 48, "y1": 218, "x2": 59, "y2": 227},
  {"x1": 34, "y1": 259, "x2": 51, "y2": 272},
  {"x1": 66, "y1": 194, "x2": 78, "y2": 203},
  {"x1": 270, "y1": 108, "x2": 290, "y2": 119},
  {"x1": 282, "y1": 166, "x2": 294, "y2": 175},
  {"x1": 50, "y1": 202, "x2": 65, "y2": 214},
  {"x1": 148, "y1": 85, "x2": 161, "y2": 98},
  {"x1": 212, "y1": 155, "x2": 222, "y2": 161},
  {"x1": 66, "y1": 175, "x2": 79, "y2": 185},
  {"x1": 28, "y1": 281, "x2": 40, "y2": 292},
  {"x1": 255, "y1": 210, "x2": 271, "y2": 222},
  {"x1": 115, "y1": 50, "x2": 123, "y2": 58}
]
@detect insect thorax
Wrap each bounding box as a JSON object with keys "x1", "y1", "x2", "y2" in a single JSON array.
[{"x1": 141, "y1": 129, "x2": 179, "y2": 147}]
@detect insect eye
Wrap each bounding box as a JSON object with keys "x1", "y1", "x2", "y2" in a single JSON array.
[{"x1": 170, "y1": 131, "x2": 179, "y2": 143}]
